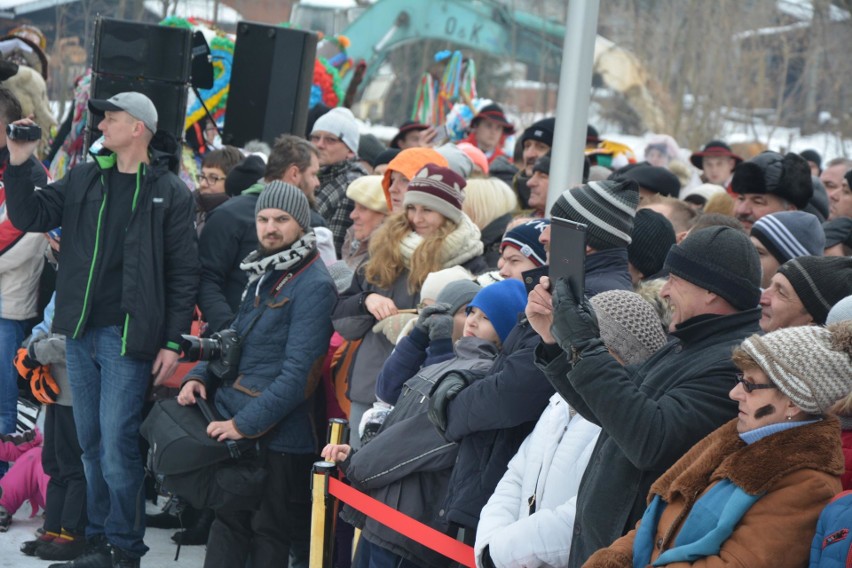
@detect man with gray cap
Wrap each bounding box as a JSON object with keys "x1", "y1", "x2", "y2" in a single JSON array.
[
  {"x1": 4, "y1": 91, "x2": 198, "y2": 567},
  {"x1": 309, "y1": 107, "x2": 368, "y2": 256},
  {"x1": 179, "y1": 181, "x2": 336, "y2": 568},
  {"x1": 527, "y1": 226, "x2": 762, "y2": 568}
]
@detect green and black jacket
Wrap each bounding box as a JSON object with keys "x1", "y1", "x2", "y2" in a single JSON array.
[{"x1": 4, "y1": 148, "x2": 199, "y2": 360}]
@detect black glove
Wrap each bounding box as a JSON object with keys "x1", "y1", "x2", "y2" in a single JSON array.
[
  {"x1": 427, "y1": 371, "x2": 470, "y2": 434},
  {"x1": 481, "y1": 545, "x2": 497, "y2": 568},
  {"x1": 415, "y1": 303, "x2": 452, "y2": 333},
  {"x1": 550, "y1": 278, "x2": 602, "y2": 361}
]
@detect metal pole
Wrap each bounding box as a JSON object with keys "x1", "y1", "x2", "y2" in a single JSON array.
[
  {"x1": 327, "y1": 418, "x2": 350, "y2": 446},
  {"x1": 545, "y1": 0, "x2": 601, "y2": 217},
  {"x1": 310, "y1": 461, "x2": 338, "y2": 568}
]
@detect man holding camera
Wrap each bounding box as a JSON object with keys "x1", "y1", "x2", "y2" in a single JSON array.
[
  {"x1": 178, "y1": 181, "x2": 336, "y2": 568},
  {"x1": 4, "y1": 91, "x2": 198, "y2": 568}
]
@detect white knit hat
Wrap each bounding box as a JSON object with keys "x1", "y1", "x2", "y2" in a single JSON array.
[
  {"x1": 311, "y1": 107, "x2": 360, "y2": 154},
  {"x1": 741, "y1": 322, "x2": 852, "y2": 415}
]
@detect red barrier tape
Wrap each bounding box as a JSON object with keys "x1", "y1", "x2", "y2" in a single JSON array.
[{"x1": 327, "y1": 477, "x2": 476, "y2": 567}]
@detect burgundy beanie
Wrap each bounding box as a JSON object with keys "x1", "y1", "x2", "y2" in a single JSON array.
[{"x1": 403, "y1": 164, "x2": 467, "y2": 224}]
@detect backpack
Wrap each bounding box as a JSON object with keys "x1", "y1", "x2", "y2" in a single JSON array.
[{"x1": 140, "y1": 398, "x2": 267, "y2": 511}]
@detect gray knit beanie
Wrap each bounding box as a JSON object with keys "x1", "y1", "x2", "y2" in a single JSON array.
[
  {"x1": 590, "y1": 290, "x2": 669, "y2": 366},
  {"x1": 827, "y1": 295, "x2": 852, "y2": 325},
  {"x1": 435, "y1": 279, "x2": 481, "y2": 315},
  {"x1": 255, "y1": 181, "x2": 311, "y2": 231},
  {"x1": 740, "y1": 321, "x2": 852, "y2": 415},
  {"x1": 664, "y1": 226, "x2": 762, "y2": 310},
  {"x1": 777, "y1": 256, "x2": 852, "y2": 325},
  {"x1": 550, "y1": 179, "x2": 639, "y2": 250}
]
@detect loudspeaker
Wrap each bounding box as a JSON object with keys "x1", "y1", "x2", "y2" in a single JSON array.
[
  {"x1": 93, "y1": 18, "x2": 191, "y2": 83},
  {"x1": 223, "y1": 23, "x2": 318, "y2": 147},
  {"x1": 88, "y1": 74, "x2": 189, "y2": 141}
]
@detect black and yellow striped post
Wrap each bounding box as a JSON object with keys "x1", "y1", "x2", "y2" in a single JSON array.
[
  {"x1": 327, "y1": 418, "x2": 349, "y2": 446},
  {"x1": 310, "y1": 460, "x2": 337, "y2": 568}
]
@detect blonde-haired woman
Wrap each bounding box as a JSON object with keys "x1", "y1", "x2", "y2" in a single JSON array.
[
  {"x1": 463, "y1": 177, "x2": 519, "y2": 268},
  {"x1": 333, "y1": 164, "x2": 486, "y2": 445}
]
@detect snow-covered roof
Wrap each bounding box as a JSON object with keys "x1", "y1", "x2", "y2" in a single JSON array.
[
  {"x1": 776, "y1": 0, "x2": 850, "y2": 22},
  {"x1": 0, "y1": 0, "x2": 76, "y2": 18}
]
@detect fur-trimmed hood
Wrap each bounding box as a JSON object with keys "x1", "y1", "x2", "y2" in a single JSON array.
[{"x1": 651, "y1": 416, "x2": 844, "y2": 505}]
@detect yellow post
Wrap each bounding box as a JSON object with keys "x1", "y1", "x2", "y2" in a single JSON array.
[
  {"x1": 327, "y1": 418, "x2": 350, "y2": 445},
  {"x1": 310, "y1": 461, "x2": 337, "y2": 568}
]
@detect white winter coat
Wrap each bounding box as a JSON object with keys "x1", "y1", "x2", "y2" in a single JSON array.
[{"x1": 474, "y1": 393, "x2": 601, "y2": 568}]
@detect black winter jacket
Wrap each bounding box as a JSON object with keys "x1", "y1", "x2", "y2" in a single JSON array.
[
  {"x1": 535, "y1": 308, "x2": 762, "y2": 568},
  {"x1": 198, "y1": 184, "x2": 262, "y2": 334},
  {"x1": 5, "y1": 150, "x2": 198, "y2": 360}
]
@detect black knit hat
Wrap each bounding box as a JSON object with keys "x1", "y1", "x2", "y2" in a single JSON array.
[
  {"x1": 225, "y1": 154, "x2": 265, "y2": 197},
  {"x1": 520, "y1": 117, "x2": 555, "y2": 148},
  {"x1": 800, "y1": 149, "x2": 822, "y2": 172},
  {"x1": 550, "y1": 179, "x2": 639, "y2": 249},
  {"x1": 777, "y1": 256, "x2": 852, "y2": 324},
  {"x1": 372, "y1": 147, "x2": 401, "y2": 169},
  {"x1": 628, "y1": 209, "x2": 676, "y2": 278},
  {"x1": 532, "y1": 153, "x2": 551, "y2": 175},
  {"x1": 587, "y1": 125, "x2": 600, "y2": 145},
  {"x1": 615, "y1": 163, "x2": 681, "y2": 198},
  {"x1": 663, "y1": 226, "x2": 762, "y2": 310},
  {"x1": 359, "y1": 133, "x2": 385, "y2": 166},
  {"x1": 730, "y1": 151, "x2": 813, "y2": 210}
]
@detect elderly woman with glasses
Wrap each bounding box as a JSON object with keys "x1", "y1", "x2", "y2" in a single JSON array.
[{"x1": 584, "y1": 322, "x2": 852, "y2": 568}]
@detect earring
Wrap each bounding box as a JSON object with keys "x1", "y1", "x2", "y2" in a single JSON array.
[{"x1": 786, "y1": 415, "x2": 793, "y2": 421}]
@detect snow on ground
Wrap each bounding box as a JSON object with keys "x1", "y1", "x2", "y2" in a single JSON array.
[{"x1": 1, "y1": 501, "x2": 205, "y2": 568}]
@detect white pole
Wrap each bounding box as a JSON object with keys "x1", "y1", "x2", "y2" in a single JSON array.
[{"x1": 545, "y1": 0, "x2": 600, "y2": 217}]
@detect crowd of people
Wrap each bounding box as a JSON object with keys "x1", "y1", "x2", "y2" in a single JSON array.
[{"x1": 0, "y1": 81, "x2": 850, "y2": 568}]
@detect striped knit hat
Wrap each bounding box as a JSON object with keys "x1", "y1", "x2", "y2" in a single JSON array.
[
  {"x1": 256, "y1": 181, "x2": 311, "y2": 230},
  {"x1": 501, "y1": 219, "x2": 550, "y2": 266},
  {"x1": 750, "y1": 211, "x2": 825, "y2": 265},
  {"x1": 549, "y1": 179, "x2": 639, "y2": 249},
  {"x1": 777, "y1": 256, "x2": 852, "y2": 325},
  {"x1": 403, "y1": 164, "x2": 466, "y2": 224},
  {"x1": 741, "y1": 321, "x2": 852, "y2": 415}
]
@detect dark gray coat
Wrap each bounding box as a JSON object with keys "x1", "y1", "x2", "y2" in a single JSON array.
[
  {"x1": 535, "y1": 308, "x2": 762, "y2": 568},
  {"x1": 342, "y1": 337, "x2": 499, "y2": 568}
]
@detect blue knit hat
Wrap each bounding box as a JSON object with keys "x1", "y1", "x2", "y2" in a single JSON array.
[
  {"x1": 467, "y1": 279, "x2": 528, "y2": 342},
  {"x1": 501, "y1": 219, "x2": 550, "y2": 266}
]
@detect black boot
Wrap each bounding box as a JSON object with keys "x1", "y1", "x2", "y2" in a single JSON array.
[
  {"x1": 47, "y1": 535, "x2": 110, "y2": 568},
  {"x1": 171, "y1": 507, "x2": 214, "y2": 545},
  {"x1": 110, "y1": 546, "x2": 141, "y2": 568}
]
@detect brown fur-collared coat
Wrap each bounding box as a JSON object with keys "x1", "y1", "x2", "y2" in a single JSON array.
[{"x1": 585, "y1": 416, "x2": 844, "y2": 568}]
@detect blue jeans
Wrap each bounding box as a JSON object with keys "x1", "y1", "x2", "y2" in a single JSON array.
[
  {"x1": 66, "y1": 326, "x2": 152, "y2": 557},
  {"x1": 0, "y1": 318, "x2": 25, "y2": 477}
]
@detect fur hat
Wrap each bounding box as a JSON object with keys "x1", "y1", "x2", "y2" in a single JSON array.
[
  {"x1": 403, "y1": 164, "x2": 467, "y2": 224},
  {"x1": 777, "y1": 256, "x2": 852, "y2": 325},
  {"x1": 346, "y1": 175, "x2": 389, "y2": 214},
  {"x1": 311, "y1": 107, "x2": 360, "y2": 154},
  {"x1": 730, "y1": 151, "x2": 813, "y2": 210},
  {"x1": 750, "y1": 211, "x2": 826, "y2": 265},
  {"x1": 590, "y1": 290, "x2": 669, "y2": 366},
  {"x1": 740, "y1": 321, "x2": 852, "y2": 415},
  {"x1": 467, "y1": 279, "x2": 528, "y2": 342},
  {"x1": 664, "y1": 226, "x2": 762, "y2": 310},
  {"x1": 550, "y1": 179, "x2": 640, "y2": 249}
]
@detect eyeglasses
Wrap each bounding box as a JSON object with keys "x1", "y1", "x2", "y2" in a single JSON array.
[
  {"x1": 196, "y1": 174, "x2": 225, "y2": 185},
  {"x1": 309, "y1": 134, "x2": 343, "y2": 145},
  {"x1": 735, "y1": 373, "x2": 778, "y2": 394}
]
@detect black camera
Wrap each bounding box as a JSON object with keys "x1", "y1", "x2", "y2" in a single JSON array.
[
  {"x1": 180, "y1": 329, "x2": 242, "y2": 382},
  {"x1": 6, "y1": 123, "x2": 42, "y2": 142}
]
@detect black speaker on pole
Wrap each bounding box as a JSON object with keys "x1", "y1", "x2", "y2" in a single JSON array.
[
  {"x1": 223, "y1": 23, "x2": 318, "y2": 147},
  {"x1": 87, "y1": 17, "x2": 191, "y2": 156}
]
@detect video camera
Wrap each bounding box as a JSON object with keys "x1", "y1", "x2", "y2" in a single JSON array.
[{"x1": 6, "y1": 123, "x2": 42, "y2": 142}]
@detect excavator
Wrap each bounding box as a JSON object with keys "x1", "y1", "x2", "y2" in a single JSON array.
[{"x1": 291, "y1": 0, "x2": 667, "y2": 133}]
